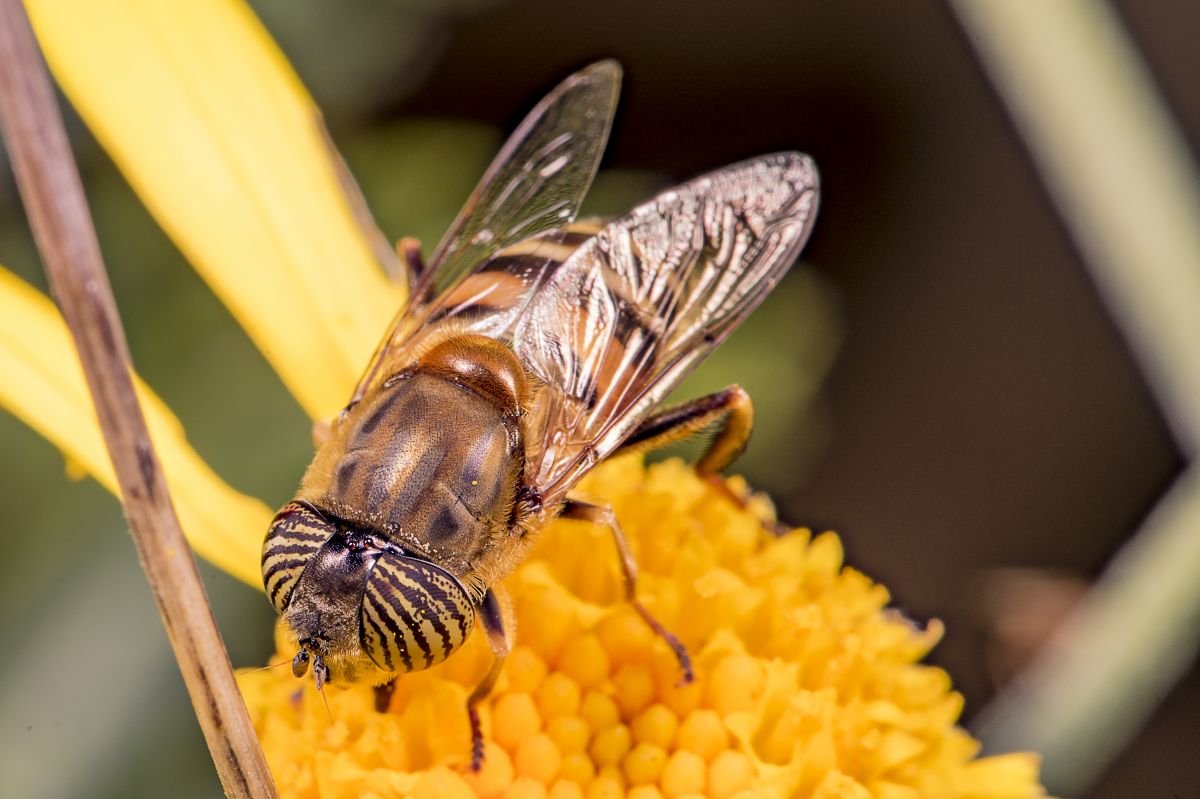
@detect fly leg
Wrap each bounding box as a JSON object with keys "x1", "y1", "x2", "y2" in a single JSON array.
[
  {"x1": 467, "y1": 588, "x2": 511, "y2": 771},
  {"x1": 396, "y1": 236, "x2": 427, "y2": 298},
  {"x1": 373, "y1": 679, "x2": 396, "y2": 713},
  {"x1": 560, "y1": 499, "x2": 694, "y2": 683},
  {"x1": 614, "y1": 385, "x2": 754, "y2": 475},
  {"x1": 311, "y1": 419, "x2": 332, "y2": 449},
  {"x1": 613, "y1": 385, "x2": 760, "y2": 511}
]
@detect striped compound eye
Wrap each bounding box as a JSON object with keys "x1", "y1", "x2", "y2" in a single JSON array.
[
  {"x1": 261, "y1": 502, "x2": 335, "y2": 613},
  {"x1": 359, "y1": 551, "x2": 476, "y2": 673}
]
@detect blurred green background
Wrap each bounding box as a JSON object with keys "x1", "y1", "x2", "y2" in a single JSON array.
[{"x1": 1, "y1": 1, "x2": 1196, "y2": 796}]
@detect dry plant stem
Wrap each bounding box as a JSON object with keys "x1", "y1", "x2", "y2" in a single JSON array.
[
  {"x1": 952, "y1": 0, "x2": 1200, "y2": 792},
  {"x1": 0, "y1": 3, "x2": 277, "y2": 798}
]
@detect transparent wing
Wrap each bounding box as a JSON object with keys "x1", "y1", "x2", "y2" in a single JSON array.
[
  {"x1": 514, "y1": 153, "x2": 820, "y2": 506},
  {"x1": 348, "y1": 61, "x2": 620, "y2": 404},
  {"x1": 422, "y1": 60, "x2": 621, "y2": 297}
]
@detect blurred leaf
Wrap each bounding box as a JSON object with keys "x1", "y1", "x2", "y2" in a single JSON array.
[
  {"x1": 580, "y1": 168, "x2": 667, "y2": 218},
  {"x1": 248, "y1": 0, "x2": 502, "y2": 120},
  {"x1": 341, "y1": 118, "x2": 499, "y2": 250}
]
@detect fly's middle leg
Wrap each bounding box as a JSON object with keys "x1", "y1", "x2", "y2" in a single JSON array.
[{"x1": 560, "y1": 498, "x2": 694, "y2": 683}]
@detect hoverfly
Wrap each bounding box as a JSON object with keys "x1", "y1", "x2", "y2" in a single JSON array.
[{"x1": 261, "y1": 60, "x2": 818, "y2": 768}]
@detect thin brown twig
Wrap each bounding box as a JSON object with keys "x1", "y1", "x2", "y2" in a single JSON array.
[{"x1": 0, "y1": 3, "x2": 277, "y2": 797}]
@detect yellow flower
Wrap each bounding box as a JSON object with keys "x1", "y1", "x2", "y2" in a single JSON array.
[
  {"x1": 243, "y1": 457, "x2": 1045, "y2": 799},
  {"x1": 2, "y1": 1, "x2": 1046, "y2": 797}
]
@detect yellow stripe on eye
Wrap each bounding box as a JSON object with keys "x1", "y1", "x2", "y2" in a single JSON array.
[
  {"x1": 360, "y1": 554, "x2": 475, "y2": 673},
  {"x1": 261, "y1": 502, "x2": 336, "y2": 611},
  {"x1": 363, "y1": 582, "x2": 415, "y2": 671}
]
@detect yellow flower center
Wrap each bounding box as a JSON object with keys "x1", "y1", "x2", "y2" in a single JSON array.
[{"x1": 239, "y1": 457, "x2": 1044, "y2": 799}]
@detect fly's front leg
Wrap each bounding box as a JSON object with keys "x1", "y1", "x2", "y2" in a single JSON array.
[
  {"x1": 373, "y1": 679, "x2": 396, "y2": 713},
  {"x1": 467, "y1": 588, "x2": 511, "y2": 771},
  {"x1": 312, "y1": 419, "x2": 332, "y2": 449},
  {"x1": 560, "y1": 499, "x2": 694, "y2": 683}
]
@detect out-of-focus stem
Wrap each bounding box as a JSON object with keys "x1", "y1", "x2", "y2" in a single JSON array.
[
  {"x1": 974, "y1": 466, "x2": 1200, "y2": 790},
  {"x1": 951, "y1": 0, "x2": 1200, "y2": 792},
  {"x1": 0, "y1": 1, "x2": 276, "y2": 797},
  {"x1": 952, "y1": 0, "x2": 1200, "y2": 454}
]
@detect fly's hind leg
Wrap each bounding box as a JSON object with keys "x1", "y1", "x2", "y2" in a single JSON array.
[
  {"x1": 467, "y1": 588, "x2": 511, "y2": 771},
  {"x1": 614, "y1": 385, "x2": 762, "y2": 513},
  {"x1": 560, "y1": 499, "x2": 694, "y2": 683},
  {"x1": 614, "y1": 385, "x2": 754, "y2": 476}
]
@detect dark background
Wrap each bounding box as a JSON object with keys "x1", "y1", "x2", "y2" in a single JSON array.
[{"x1": 0, "y1": 1, "x2": 1194, "y2": 796}]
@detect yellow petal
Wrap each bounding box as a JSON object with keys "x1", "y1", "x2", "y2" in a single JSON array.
[
  {"x1": 26, "y1": 0, "x2": 403, "y2": 420},
  {"x1": 0, "y1": 267, "x2": 269, "y2": 587},
  {"x1": 959, "y1": 753, "x2": 1046, "y2": 799}
]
